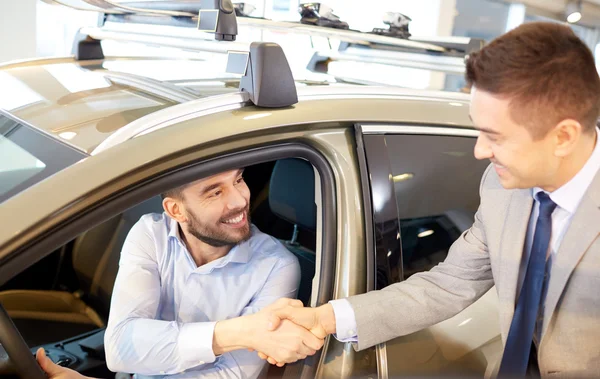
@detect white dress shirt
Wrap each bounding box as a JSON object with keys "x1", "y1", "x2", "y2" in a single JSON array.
[
  {"x1": 104, "y1": 213, "x2": 300, "y2": 378},
  {"x1": 331, "y1": 129, "x2": 600, "y2": 344}
]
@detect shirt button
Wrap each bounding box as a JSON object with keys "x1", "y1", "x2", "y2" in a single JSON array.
[
  {"x1": 348, "y1": 330, "x2": 355, "y2": 336},
  {"x1": 160, "y1": 371, "x2": 165, "y2": 374},
  {"x1": 199, "y1": 361, "x2": 205, "y2": 365}
]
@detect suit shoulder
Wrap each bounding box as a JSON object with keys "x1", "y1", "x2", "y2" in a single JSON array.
[{"x1": 480, "y1": 163, "x2": 504, "y2": 192}]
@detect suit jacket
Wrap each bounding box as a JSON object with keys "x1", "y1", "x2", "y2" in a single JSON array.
[{"x1": 347, "y1": 164, "x2": 600, "y2": 377}]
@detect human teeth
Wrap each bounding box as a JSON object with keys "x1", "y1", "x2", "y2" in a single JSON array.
[{"x1": 224, "y1": 214, "x2": 243, "y2": 224}]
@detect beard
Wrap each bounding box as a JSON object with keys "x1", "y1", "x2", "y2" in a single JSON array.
[{"x1": 185, "y1": 206, "x2": 251, "y2": 247}]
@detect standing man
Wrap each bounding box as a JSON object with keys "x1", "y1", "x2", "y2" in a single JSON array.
[{"x1": 266, "y1": 22, "x2": 600, "y2": 377}]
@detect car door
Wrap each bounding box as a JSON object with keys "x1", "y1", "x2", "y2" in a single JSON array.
[
  {"x1": 0, "y1": 110, "x2": 368, "y2": 377},
  {"x1": 357, "y1": 123, "x2": 503, "y2": 378}
]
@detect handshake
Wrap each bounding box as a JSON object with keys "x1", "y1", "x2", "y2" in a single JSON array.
[{"x1": 233, "y1": 298, "x2": 337, "y2": 367}]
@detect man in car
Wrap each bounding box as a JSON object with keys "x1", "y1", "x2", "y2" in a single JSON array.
[
  {"x1": 101, "y1": 168, "x2": 321, "y2": 378},
  {"x1": 263, "y1": 22, "x2": 600, "y2": 377}
]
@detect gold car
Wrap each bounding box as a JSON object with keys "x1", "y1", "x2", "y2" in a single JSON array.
[{"x1": 0, "y1": 2, "x2": 500, "y2": 378}]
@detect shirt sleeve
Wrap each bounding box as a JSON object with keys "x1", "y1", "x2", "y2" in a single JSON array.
[
  {"x1": 329, "y1": 299, "x2": 359, "y2": 342},
  {"x1": 201, "y1": 247, "x2": 301, "y2": 379},
  {"x1": 104, "y1": 218, "x2": 218, "y2": 375}
]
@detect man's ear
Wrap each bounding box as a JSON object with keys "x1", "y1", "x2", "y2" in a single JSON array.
[
  {"x1": 553, "y1": 119, "x2": 584, "y2": 158},
  {"x1": 163, "y1": 196, "x2": 187, "y2": 223}
]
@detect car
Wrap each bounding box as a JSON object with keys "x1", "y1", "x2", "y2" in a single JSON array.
[{"x1": 0, "y1": 2, "x2": 501, "y2": 378}]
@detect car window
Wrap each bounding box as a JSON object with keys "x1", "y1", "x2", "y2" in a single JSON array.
[
  {"x1": 0, "y1": 113, "x2": 87, "y2": 203},
  {"x1": 384, "y1": 134, "x2": 489, "y2": 280}
]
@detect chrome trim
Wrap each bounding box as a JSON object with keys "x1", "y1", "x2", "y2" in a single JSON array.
[
  {"x1": 323, "y1": 46, "x2": 466, "y2": 74},
  {"x1": 92, "y1": 87, "x2": 471, "y2": 154},
  {"x1": 41, "y1": 0, "x2": 125, "y2": 13},
  {"x1": 81, "y1": 19, "x2": 446, "y2": 54},
  {"x1": 296, "y1": 86, "x2": 470, "y2": 101},
  {"x1": 376, "y1": 343, "x2": 389, "y2": 379},
  {"x1": 361, "y1": 124, "x2": 479, "y2": 136},
  {"x1": 237, "y1": 18, "x2": 446, "y2": 53},
  {"x1": 91, "y1": 92, "x2": 249, "y2": 154},
  {"x1": 102, "y1": 71, "x2": 197, "y2": 102},
  {"x1": 80, "y1": 24, "x2": 250, "y2": 55}
]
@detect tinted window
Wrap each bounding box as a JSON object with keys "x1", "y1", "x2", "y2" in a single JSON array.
[
  {"x1": 385, "y1": 134, "x2": 489, "y2": 279},
  {"x1": 0, "y1": 113, "x2": 87, "y2": 203}
]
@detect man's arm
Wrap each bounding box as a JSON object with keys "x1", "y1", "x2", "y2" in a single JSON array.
[
  {"x1": 196, "y1": 253, "x2": 304, "y2": 378},
  {"x1": 267, "y1": 165, "x2": 496, "y2": 352},
  {"x1": 105, "y1": 220, "x2": 321, "y2": 375},
  {"x1": 104, "y1": 219, "x2": 218, "y2": 374}
]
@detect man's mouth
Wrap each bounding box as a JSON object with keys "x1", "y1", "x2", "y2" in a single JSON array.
[{"x1": 221, "y1": 211, "x2": 247, "y2": 228}]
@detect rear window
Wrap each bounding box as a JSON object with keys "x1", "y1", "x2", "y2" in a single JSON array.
[{"x1": 0, "y1": 113, "x2": 87, "y2": 203}]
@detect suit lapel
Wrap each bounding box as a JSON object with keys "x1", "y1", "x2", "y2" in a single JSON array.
[
  {"x1": 497, "y1": 188, "x2": 533, "y2": 333},
  {"x1": 541, "y1": 171, "x2": 600, "y2": 340}
]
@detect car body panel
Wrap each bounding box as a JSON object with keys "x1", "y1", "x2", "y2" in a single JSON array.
[
  {"x1": 0, "y1": 37, "x2": 502, "y2": 375},
  {"x1": 0, "y1": 60, "x2": 180, "y2": 152},
  {"x1": 0, "y1": 92, "x2": 473, "y2": 257}
]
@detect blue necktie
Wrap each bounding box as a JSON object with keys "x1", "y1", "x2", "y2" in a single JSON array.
[{"x1": 498, "y1": 192, "x2": 557, "y2": 377}]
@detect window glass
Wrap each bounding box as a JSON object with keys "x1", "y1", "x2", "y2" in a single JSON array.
[
  {"x1": 384, "y1": 134, "x2": 489, "y2": 279},
  {"x1": 0, "y1": 136, "x2": 46, "y2": 196},
  {"x1": 0, "y1": 113, "x2": 86, "y2": 203}
]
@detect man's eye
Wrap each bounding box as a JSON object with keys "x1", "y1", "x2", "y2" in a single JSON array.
[
  {"x1": 236, "y1": 177, "x2": 244, "y2": 184},
  {"x1": 212, "y1": 190, "x2": 222, "y2": 197}
]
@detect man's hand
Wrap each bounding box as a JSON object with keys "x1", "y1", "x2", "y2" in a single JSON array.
[
  {"x1": 36, "y1": 348, "x2": 94, "y2": 379},
  {"x1": 213, "y1": 298, "x2": 325, "y2": 366},
  {"x1": 256, "y1": 299, "x2": 337, "y2": 366}
]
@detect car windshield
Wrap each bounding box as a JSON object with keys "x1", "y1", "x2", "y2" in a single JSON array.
[{"x1": 0, "y1": 113, "x2": 86, "y2": 203}]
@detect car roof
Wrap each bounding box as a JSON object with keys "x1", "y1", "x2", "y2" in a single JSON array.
[{"x1": 0, "y1": 56, "x2": 353, "y2": 153}]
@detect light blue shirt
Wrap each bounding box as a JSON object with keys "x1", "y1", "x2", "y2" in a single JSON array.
[
  {"x1": 331, "y1": 129, "x2": 600, "y2": 344},
  {"x1": 104, "y1": 213, "x2": 300, "y2": 378}
]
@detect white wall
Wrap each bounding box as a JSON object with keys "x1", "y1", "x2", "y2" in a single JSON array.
[{"x1": 0, "y1": 0, "x2": 37, "y2": 63}]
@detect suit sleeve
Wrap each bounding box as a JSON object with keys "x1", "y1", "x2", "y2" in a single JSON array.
[{"x1": 345, "y1": 165, "x2": 495, "y2": 351}]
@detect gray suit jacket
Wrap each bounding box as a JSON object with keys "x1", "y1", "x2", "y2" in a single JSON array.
[{"x1": 348, "y1": 164, "x2": 600, "y2": 377}]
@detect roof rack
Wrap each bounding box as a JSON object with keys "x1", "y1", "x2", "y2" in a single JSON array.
[{"x1": 226, "y1": 42, "x2": 298, "y2": 107}]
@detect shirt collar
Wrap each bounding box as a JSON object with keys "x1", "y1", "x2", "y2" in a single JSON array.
[
  {"x1": 166, "y1": 215, "x2": 252, "y2": 271},
  {"x1": 533, "y1": 128, "x2": 600, "y2": 213}
]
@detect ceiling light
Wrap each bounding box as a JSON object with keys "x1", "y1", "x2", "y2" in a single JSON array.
[
  {"x1": 418, "y1": 229, "x2": 434, "y2": 238},
  {"x1": 392, "y1": 173, "x2": 414, "y2": 182},
  {"x1": 566, "y1": 0, "x2": 582, "y2": 23}
]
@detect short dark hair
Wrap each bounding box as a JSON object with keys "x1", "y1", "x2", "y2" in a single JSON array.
[
  {"x1": 161, "y1": 184, "x2": 189, "y2": 201},
  {"x1": 466, "y1": 22, "x2": 600, "y2": 138}
]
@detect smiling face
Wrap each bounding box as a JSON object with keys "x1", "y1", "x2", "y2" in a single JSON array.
[
  {"x1": 464, "y1": 22, "x2": 600, "y2": 190},
  {"x1": 470, "y1": 88, "x2": 561, "y2": 190},
  {"x1": 164, "y1": 169, "x2": 251, "y2": 247}
]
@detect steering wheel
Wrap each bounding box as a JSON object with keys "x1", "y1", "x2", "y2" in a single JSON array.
[{"x1": 0, "y1": 302, "x2": 46, "y2": 378}]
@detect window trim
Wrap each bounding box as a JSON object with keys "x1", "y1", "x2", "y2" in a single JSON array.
[
  {"x1": 1, "y1": 142, "x2": 337, "y2": 302},
  {"x1": 0, "y1": 143, "x2": 337, "y2": 378},
  {"x1": 361, "y1": 124, "x2": 479, "y2": 137}
]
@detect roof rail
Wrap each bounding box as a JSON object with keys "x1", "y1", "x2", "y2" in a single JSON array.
[{"x1": 67, "y1": 0, "x2": 239, "y2": 60}]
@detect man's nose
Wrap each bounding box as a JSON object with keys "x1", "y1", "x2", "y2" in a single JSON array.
[
  {"x1": 474, "y1": 135, "x2": 493, "y2": 161},
  {"x1": 226, "y1": 188, "x2": 248, "y2": 209}
]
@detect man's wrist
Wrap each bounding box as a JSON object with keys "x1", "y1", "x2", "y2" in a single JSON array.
[
  {"x1": 213, "y1": 316, "x2": 250, "y2": 355},
  {"x1": 317, "y1": 303, "x2": 337, "y2": 335}
]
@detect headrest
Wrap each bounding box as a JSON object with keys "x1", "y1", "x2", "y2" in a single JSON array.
[{"x1": 268, "y1": 158, "x2": 316, "y2": 231}]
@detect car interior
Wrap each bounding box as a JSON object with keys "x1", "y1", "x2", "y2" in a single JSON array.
[{"x1": 0, "y1": 158, "x2": 319, "y2": 377}]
